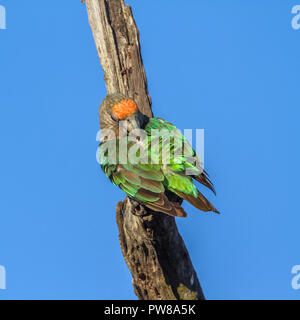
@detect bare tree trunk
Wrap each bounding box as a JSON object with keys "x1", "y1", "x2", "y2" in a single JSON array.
[{"x1": 85, "y1": 0, "x2": 205, "y2": 300}]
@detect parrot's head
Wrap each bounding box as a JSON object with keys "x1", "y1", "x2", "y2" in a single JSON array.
[{"x1": 99, "y1": 93, "x2": 144, "y2": 132}]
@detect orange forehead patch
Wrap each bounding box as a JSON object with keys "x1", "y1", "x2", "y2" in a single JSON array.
[{"x1": 112, "y1": 99, "x2": 138, "y2": 120}]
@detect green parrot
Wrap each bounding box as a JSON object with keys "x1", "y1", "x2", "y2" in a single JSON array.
[{"x1": 98, "y1": 93, "x2": 219, "y2": 217}]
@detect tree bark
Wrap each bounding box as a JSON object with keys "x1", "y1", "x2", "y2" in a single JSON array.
[{"x1": 85, "y1": 0, "x2": 205, "y2": 300}]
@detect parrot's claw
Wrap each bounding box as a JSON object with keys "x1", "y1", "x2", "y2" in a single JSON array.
[{"x1": 130, "y1": 200, "x2": 147, "y2": 217}]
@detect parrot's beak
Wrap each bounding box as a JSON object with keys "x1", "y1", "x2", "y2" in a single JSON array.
[{"x1": 126, "y1": 113, "x2": 141, "y2": 132}]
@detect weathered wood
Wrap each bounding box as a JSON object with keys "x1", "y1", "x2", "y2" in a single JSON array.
[{"x1": 85, "y1": 0, "x2": 205, "y2": 300}]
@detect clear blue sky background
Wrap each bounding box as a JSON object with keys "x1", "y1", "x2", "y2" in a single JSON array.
[{"x1": 0, "y1": 0, "x2": 299, "y2": 300}]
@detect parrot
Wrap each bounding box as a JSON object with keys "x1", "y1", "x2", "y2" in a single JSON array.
[{"x1": 98, "y1": 93, "x2": 219, "y2": 217}]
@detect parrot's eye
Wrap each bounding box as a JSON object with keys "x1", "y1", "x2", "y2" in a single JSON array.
[{"x1": 111, "y1": 114, "x2": 118, "y2": 122}]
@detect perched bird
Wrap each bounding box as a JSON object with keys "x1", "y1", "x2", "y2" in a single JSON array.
[{"x1": 98, "y1": 93, "x2": 219, "y2": 217}]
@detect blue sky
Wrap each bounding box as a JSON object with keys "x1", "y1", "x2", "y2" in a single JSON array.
[{"x1": 0, "y1": 0, "x2": 299, "y2": 300}]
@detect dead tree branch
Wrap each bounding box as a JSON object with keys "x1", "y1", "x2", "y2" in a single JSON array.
[{"x1": 85, "y1": 0, "x2": 205, "y2": 300}]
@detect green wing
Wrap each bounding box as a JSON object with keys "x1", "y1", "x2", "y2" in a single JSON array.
[
  {"x1": 145, "y1": 118, "x2": 219, "y2": 213},
  {"x1": 102, "y1": 161, "x2": 186, "y2": 217}
]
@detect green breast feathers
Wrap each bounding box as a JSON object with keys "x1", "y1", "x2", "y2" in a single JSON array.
[{"x1": 99, "y1": 117, "x2": 218, "y2": 217}]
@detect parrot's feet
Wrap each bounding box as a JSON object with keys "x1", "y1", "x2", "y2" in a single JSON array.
[{"x1": 130, "y1": 199, "x2": 147, "y2": 217}]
